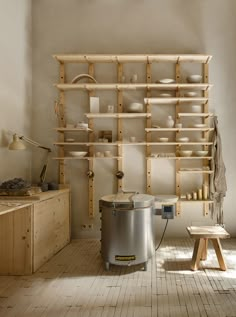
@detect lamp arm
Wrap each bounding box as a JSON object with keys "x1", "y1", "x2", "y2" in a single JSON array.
[{"x1": 20, "y1": 136, "x2": 51, "y2": 152}]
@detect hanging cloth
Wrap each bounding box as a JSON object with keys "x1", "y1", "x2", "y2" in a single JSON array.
[{"x1": 210, "y1": 116, "x2": 227, "y2": 224}]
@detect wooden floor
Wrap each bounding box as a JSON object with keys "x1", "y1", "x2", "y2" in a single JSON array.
[{"x1": 0, "y1": 238, "x2": 236, "y2": 317}]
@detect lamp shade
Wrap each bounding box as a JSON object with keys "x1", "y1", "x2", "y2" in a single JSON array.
[{"x1": 8, "y1": 134, "x2": 26, "y2": 150}]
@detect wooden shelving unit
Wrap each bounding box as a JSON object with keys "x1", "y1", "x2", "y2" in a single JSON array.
[{"x1": 53, "y1": 53, "x2": 213, "y2": 218}]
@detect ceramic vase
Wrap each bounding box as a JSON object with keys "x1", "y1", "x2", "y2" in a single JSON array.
[{"x1": 166, "y1": 115, "x2": 174, "y2": 128}]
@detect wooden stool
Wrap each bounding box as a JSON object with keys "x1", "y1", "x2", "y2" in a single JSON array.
[{"x1": 186, "y1": 226, "x2": 230, "y2": 271}]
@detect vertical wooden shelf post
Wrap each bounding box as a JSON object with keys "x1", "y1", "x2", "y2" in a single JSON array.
[
  {"x1": 146, "y1": 59, "x2": 152, "y2": 194},
  {"x1": 88, "y1": 62, "x2": 95, "y2": 218},
  {"x1": 117, "y1": 62, "x2": 123, "y2": 192},
  {"x1": 175, "y1": 60, "x2": 181, "y2": 216},
  {"x1": 203, "y1": 61, "x2": 210, "y2": 216},
  {"x1": 59, "y1": 62, "x2": 66, "y2": 184}
]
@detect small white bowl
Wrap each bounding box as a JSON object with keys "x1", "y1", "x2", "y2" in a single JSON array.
[
  {"x1": 158, "y1": 137, "x2": 168, "y2": 142},
  {"x1": 187, "y1": 75, "x2": 202, "y2": 83},
  {"x1": 176, "y1": 137, "x2": 189, "y2": 142},
  {"x1": 159, "y1": 93, "x2": 173, "y2": 97},
  {"x1": 194, "y1": 150, "x2": 208, "y2": 157},
  {"x1": 175, "y1": 123, "x2": 183, "y2": 128},
  {"x1": 184, "y1": 91, "x2": 198, "y2": 97},
  {"x1": 179, "y1": 150, "x2": 192, "y2": 157},
  {"x1": 69, "y1": 151, "x2": 87, "y2": 157},
  {"x1": 193, "y1": 123, "x2": 207, "y2": 128},
  {"x1": 127, "y1": 102, "x2": 143, "y2": 113},
  {"x1": 157, "y1": 78, "x2": 175, "y2": 84},
  {"x1": 65, "y1": 138, "x2": 75, "y2": 142}
]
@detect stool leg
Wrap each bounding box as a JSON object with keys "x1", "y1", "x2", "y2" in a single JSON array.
[
  {"x1": 191, "y1": 238, "x2": 205, "y2": 271},
  {"x1": 201, "y1": 238, "x2": 208, "y2": 261},
  {"x1": 211, "y1": 238, "x2": 227, "y2": 271}
]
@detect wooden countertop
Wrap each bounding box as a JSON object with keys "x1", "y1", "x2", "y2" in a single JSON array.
[{"x1": 0, "y1": 188, "x2": 70, "y2": 215}]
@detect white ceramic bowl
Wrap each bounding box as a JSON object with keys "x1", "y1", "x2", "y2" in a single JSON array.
[
  {"x1": 157, "y1": 78, "x2": 175, "y2": 84},
  {"x1": 187, "y1": 75, "x2": 202, "y2": 83},
  {"x1": 179, "y1": 150, "x2": 192, "y2": 157},
  {"x1": 193, "y1": 123, "x2": 207, "y2": 128},
  {"x1": 127, "y1": 102, "x2": 143, "y2": 113},
  {"x1": 69, "y1": 151, "x2": 87, "y2": 157},
  {"x1": 65, "y1": 138, "x2": 75, "y2": 142},
  {"x1": 184, "y1": 91, "x2": 198, "y2": 97},
  {"x1": 194, "y1": 150, "x2": 208, "y2": 157},
  {"x1": 176, "y1": 137, "x2": 189, "y2": 142},
  {"x1": 159, "y1": 93, "x2": 173, "y2": 97},
  {"x1": 158, "y1": 137, "x2": 168, "y2": 142}
]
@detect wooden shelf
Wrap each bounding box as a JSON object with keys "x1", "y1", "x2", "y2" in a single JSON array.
[
  {"x1": 144, "y1": 97, "x2": 208, "y2": 104},
  {"x1": 54, "y1": 142, "x2": 119, "y2": 146},
  {"x1": 85, "y1": 113, "x2": 151, "y2": 119},
  {"x1": 148, "y1": 156, "x2": 213, "y2": 160},
  {"x1": 179, "y1": 199, "x2": 214, "y2": 203},
  {"x1": 55, "y1": 128, "x2": 92, "y2": 132},
  {"x1": 145, "y1": 128, "x2": 214, "y2": 132},
  {"x1": 178, "y1": 112, "x2": 213, "y2": 118},
  {"x1": 53, "y1": 54, "x2": 212, "y2": 63},
  {"x1": 53, "y1": 156, "x2": 121, "y2": 160},
  {"x1": 146, "y1": 142, "x2": 213, "y2": 145},
  {"x1": 178, "y1": 170, "x2": 213, "y2": 174},
  {"x1": 54, "y1": 83, "x2": 213, "y2": 91}
]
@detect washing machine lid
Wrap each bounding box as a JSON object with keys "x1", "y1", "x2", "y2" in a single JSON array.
[{"x1": 100, "y1": 192, "x2": 154, "y2": 208}]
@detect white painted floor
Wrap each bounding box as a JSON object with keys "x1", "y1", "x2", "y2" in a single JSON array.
[{"x1": 0, "y1": 238, "x2": 236, "y2": 317}]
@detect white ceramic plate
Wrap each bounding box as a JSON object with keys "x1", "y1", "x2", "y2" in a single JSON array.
[
  {"x1": 159, "y1": 93, "x2": 173, "y2": 97},
  {"x1": 193, "y1": 123, "x2": 207, "y2": 128},
  {"x1": 176, "y1": 137, "x2": 189, "y2": 142},
  {"x1": 158, "y1": 137, "x2": 168, "y2": 142},
  {"x1": 157, "y1": 78, "x2": 175, "y2": 84}
]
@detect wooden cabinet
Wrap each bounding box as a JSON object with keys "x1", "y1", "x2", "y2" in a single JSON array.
[
  {"x1": 0, "y1": 189, "x2": 70, "y2": 275},
  {"x1": 53, "y1": 54, "x2": 213, "y2": 217}
]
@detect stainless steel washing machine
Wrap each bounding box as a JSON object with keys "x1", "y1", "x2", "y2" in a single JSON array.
[{"x1": 99, "y1": 192, "x2": 155, "y2": 271}]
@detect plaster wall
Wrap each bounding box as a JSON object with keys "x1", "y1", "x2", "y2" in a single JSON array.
[
  {"x1": 0, "y1": 0, "x2": 32, "y2": 181},
  {"x1": 31, "y1": 0, "x2": 236, "y2": 238}
]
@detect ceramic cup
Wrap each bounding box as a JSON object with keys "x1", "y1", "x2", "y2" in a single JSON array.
[
  {"x1": 130, "y1": 136, "x2": 136, "y2": 142},
  {"x1": 95, "y1": 152, "x2": 101, "y2": 157},
  {"x1": 175, "y1": 123, "x2": 182, "y2": 128},
  {"x1": 104, "y1": 151, "x2": 111, "y2": 157}
]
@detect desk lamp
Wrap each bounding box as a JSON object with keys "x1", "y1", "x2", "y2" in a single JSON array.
[{"x1": 9, "y1": 133, "x2": 52, "y2": 183}]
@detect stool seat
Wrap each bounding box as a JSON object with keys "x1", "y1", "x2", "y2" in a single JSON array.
[{"x1": 186, "y1": 226, "x2": 230, "y2": 271}]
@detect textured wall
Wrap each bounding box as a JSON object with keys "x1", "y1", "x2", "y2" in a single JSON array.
[{"x1": 0, "y1": 0, "x2": 32, "y2": 181}]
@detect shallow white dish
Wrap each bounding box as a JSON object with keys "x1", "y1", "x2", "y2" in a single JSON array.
[
  {"x1": 65, "y1": 138, "x2": 75, "y2": 142},
  {"x1": 176, "y1": 137, "x2": 189, "y2": 142},
  {"x1": 187, "y1": 75, "x2": 202, "y2": 83},
  {"x1": 193, "y1": 123, "x2": 207, "y2": 128},
  {"x1": 194, "y1": 150, "x2": 208, "y2": 157},
  {"x1": 69, "y1": 151, "x2": 87, "y2": 157},
  {"x1": 158, "y1": 137, "x2": 168, "y2": 142},
  {"x1": 184, "y1": 91, "x2": 198, "y2": 97},
  {"x1": 179, "y1": 150, "x2": 192, "y2": 157},
  {"x1": 127, "y1": 102, "x2": 143, "y2": 113},
  {"x1": 157, "y1": 78, "x2": 175, "y2": 84},
  {"x1": 159, "y1": 93, "x2": 173, "y2": 97}
]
